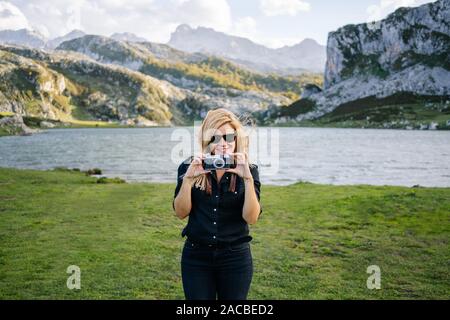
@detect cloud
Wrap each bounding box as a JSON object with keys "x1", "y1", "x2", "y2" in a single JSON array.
[
  {"x1": 260, "y1": 0, "x2": 310, "y2": 17},
  {"x1": 232, "y1": 16, "x2": 257, "y2": 39},
  {"x1": 175, "y1": 0, "x2": 232, "y2": 32},
  {"x1": 9, "y1": 0, "x2": 85, "y2": 38},
  {"x1": 0, "y1": 1, "x2": 30, "y2": 30},
  {"x1": 230, "y1": 16, "x2": 307, "y2": 49},
  {"x1": 1, "y1": 0, "x2": 311, "y2": 48},
  {"x1": 259, "y1": 36, "x2": 305, "y2": 49},
  {"x1": 4, "y1": 0, "x2": 232, "y2": 43},
  {"x1": 33, "y1": 24, "x2": 50, "y2": 38},
  {"x1": 366, "y1": 0, "x2": 431, "y2": 22}
]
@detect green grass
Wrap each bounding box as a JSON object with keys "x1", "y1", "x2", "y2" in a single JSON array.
[
  {"x1": 0, "y1": 112, "x2": 15, "y2": 117},
  {"x1": 258, "y1": 92, "x2": 450, "y2": 129},
  {"x1": 310, "y1": 93, "x2": 450, "y2": 129},
  {"x1": 310, "y1": 103, "x2": 450, "y2": 130},
  {"x1": 0, "y1": 167, "x2": 449, "y2": 299}
]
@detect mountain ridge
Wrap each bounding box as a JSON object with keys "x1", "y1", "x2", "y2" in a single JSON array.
[{"x1": 168, "y1": 24, "x2": 326, "y2": 74}]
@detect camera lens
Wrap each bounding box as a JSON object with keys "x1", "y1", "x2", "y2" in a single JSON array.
[{"x1": 213, "y1": 157, "x2": 225, "y2": 169}]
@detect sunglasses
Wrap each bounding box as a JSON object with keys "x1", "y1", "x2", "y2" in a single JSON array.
[{"x1": 209, "y1": 133, "x2": 237, "y2": 145}]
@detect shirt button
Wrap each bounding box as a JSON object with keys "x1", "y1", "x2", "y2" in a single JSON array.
[
  {"x1": 214, "y1": 208, "x2": 217, "y2": 211},
  {"x1": 216, "y1": 195, "x2": 219, "y2": 198},
  {"x1": 213, "y1": 222, "x2": 216, "y2": 224},
  {"x1": 213, "y1": 236, "x2": 216, "y2": 239}
]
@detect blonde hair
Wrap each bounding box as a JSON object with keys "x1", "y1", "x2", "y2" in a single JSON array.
[{"x1": 192, "y1": 108, "x2": 255, "y2": 194}]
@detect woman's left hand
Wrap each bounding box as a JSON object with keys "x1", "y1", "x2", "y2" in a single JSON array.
[{"x1": 225, "y1": 152, "x2": 252, "y2": 179}]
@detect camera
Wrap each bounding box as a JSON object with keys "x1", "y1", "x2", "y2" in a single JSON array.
[{"x1": 202, "y1": 153, "x2": 236, "y2": 170}]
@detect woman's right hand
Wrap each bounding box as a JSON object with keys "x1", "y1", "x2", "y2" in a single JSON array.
[{"x1": 184, "y1": 154, "x2": 210, "y2": 179}]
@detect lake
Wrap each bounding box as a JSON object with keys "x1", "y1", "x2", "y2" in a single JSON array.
[{"x1": 0, "y1": 127, "x2": 449, "y2": 187}]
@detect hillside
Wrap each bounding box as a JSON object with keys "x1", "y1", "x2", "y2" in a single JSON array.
[
  {"x1": 0, "y1": 30, "x2": 324, "y2": 130},
  {"x1": 0, "y1": 42, "x2": 322, "y2": 128},
  {"x1": 0, "y1": 45, "x2": 186, "y2": 126},
  {"x1": 57, "y1": 35, "x2": 321, "y2": 100}
]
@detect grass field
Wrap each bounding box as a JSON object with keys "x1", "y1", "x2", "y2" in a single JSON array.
[{"x1": 0, "y1": 167, "x2": 449, "y2": 299}]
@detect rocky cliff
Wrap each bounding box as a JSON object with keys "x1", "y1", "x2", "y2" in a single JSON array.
[
  {"x1": 281, "y1": 0, "x2": 450, "y2": 127},
  {"x1": 325, "y1": 0, "x2": 449, "y2": 88}
]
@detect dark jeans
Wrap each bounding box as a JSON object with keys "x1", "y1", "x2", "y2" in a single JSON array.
[{"x1": 181, "y1": 239, "x2": 253, "y2": 300}]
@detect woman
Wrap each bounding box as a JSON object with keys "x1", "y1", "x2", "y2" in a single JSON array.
[{"x1": 173, "y1": 108, "x2": 262, "y2": 300}]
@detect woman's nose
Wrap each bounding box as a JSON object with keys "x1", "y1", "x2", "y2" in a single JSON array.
[{"x1": 218, "y1": 138, "x2": 227, "y2": 147}]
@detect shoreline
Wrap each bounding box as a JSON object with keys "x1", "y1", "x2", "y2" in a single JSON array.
[
  {"x1": 3, "y1": 123, "x2": 449, "y2": 137},
  {"x1": 0, "y1": 166, "x2": 448, "y2": 189},
  {"x1": 2, "y1": 113, "x2": 450, "y2": 137}
]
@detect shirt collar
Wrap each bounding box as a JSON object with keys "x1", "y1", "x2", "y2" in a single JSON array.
[{"x1": 210, "y1": 170, "x2": 231, "y2": 183}]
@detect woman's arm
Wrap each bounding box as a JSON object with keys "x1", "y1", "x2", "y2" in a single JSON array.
[
  {"x1": 173, "y1": 154, "x2": 209, "y2": 219},
  {"x1": 226, "y1": 153, "x2": 262, "y2": 225},
  {"x1": 242, "y1": 176, "x2": 261, "y2": 225},
  {"x1": 173, "y1": 176, "x2": 194, "y2": 219}
]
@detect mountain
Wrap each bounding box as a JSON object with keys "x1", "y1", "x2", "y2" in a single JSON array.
[
  {"x1": 262, "y1": 0, "x2": 450, "y2": 130},
  {"x1": 276, "y1": 39, "x2": 327, "y2": 73},
  {"x1": 111, "y1": 32, "x2": 148, "y2": 43},
  {"x1": 0, "y1": 28, "x2": 323, "y2": 122},
  {"x1": 0, "y1": 29, "x2": 86, "y2": 50},
  {"x1": 56, "y1": 34, "x2": 322, "y2": 116},
  {"x1": 0, "y1": 29, "x2": 47, "y2": 49},
  {"x1": 46, "y1": 30, "x2": 86, "y2": 49},
  {"x1": 168, "y1": 24, "x2": 326, "y2": 74},
  {"x1": 0, "y1": 39, "x2": 322, "y2": 127}
]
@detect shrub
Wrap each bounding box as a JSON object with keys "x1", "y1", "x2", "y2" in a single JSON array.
[
  {"x1": 96, "y1": 177, "x2": 126, "y2": 184},
  {"x1": 85, "y1": 168, "x2": 102, "y2": 175}
]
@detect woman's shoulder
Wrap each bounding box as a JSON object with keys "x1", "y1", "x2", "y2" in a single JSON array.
[
  {"x1": 248, "y1": 163, "x2": 260, "y2": 179},
  {"x1": 177, "y1": 156, "x2": 194, "y2": 171},
  {"x1": 181, "y1": 155, "x2": 194, "y2": 164},
  {"x1": 249, "y1": 163, "x2": 259, "y2": 170}
]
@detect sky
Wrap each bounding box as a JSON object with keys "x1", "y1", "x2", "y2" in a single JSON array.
[{"x1": 0, "y1": 0, "x2": 436, "y2": 48}]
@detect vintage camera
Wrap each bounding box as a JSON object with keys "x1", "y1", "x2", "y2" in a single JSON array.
[{"x1": 202, "y1": 153, "x2": 236, "y2": 170}]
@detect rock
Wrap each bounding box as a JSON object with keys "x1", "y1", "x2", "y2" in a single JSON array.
[
  {"x1": 119, "y1": 119, "x2": 135, "y2": 126},
  {"x1": 40, "y1": 121, "x2": 55, "y2": 128},
  {"x1": 0, "y1": 114, "x2": 41, "y2": 136},
  {"x1": 134, "y1": 116, "x2": 159, "y2": 127},
  {"x1": 301, "y1": 84, "x2": 322, "y2": 99}
]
